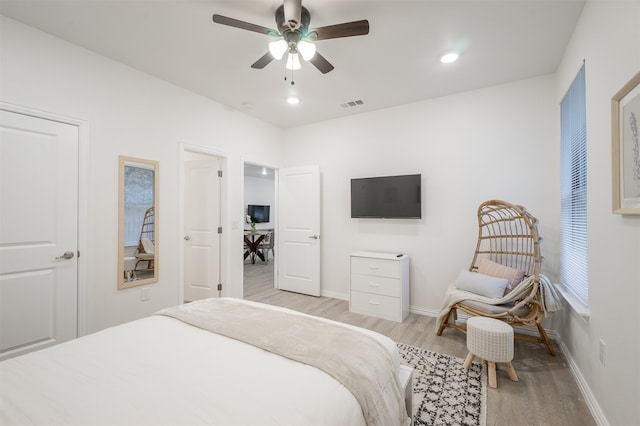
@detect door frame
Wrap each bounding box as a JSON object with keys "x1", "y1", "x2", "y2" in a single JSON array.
[
  {"x1": 241, "y1": 159, "x2": 279, "y2": 296},
  {"x1": 178, "y1": 144, "x2": 228, "y2": 303},
  {"x1": 0, "y1": 101, "x2": 88, "y2": 337}
]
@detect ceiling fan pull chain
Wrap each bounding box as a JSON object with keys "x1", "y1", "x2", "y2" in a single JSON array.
[{"x1": 284, "y1": 72, "x2": 294, "y2": 86}]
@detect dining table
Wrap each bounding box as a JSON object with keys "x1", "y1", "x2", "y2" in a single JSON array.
[{"x1": 243, "y1": 229, "x2": 271, "y2": 263}]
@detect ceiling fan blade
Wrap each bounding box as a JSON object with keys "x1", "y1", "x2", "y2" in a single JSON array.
[
  {"x1": 283, "y1": 0, "x2": 302, "y2": 29},
  {"x1": 251, "y1": 52, "x2": 275, "y2": 69},
  {"x1": 309, "y1": 20, "x2": 369, "y2": 40},
  {"x1": 309, "y1": 51, "x2": 334, "y2": 74},
  {"x1": 212, "y1": 14, "x2": 277, "y2": 36}
]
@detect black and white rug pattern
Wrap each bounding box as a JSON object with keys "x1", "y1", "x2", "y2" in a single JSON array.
[{"x1": 397, "y1": 343, "x2": 487, "y2": 426}]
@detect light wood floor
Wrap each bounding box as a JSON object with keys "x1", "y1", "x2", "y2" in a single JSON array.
[{"x1": 244, "y1": 261, "x2": 595, "y2": 426}]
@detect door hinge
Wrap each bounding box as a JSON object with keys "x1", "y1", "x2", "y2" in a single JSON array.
[
  {"x1": 217, "y1": 283, "x2": 222, "y2": 291},
  {"x1": 217, "y1": 227, "x2": 223, "y2": 234},
  {"x1": 218, "y1": 170, "x2": 223, "y2": 178},
  {"x1": 77, "y1": 250, "x2": 80, "y2": 258}
]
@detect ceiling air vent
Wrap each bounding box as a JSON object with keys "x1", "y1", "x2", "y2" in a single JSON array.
[{"x1": 340, "y1": 99, "x2": 364, "y2": 108}]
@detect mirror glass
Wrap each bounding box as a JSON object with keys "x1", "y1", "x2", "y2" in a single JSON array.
[{"x1": 118, "y1": 156, "x2": 159, "y2": 289}]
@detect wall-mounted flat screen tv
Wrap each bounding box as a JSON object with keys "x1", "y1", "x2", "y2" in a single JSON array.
[
  {"x1": 248, "y1": 204, "x2": 270, "y2": 223},
  {"x1": 351, "y1": 174, "x2": 422, "y2": 219}
]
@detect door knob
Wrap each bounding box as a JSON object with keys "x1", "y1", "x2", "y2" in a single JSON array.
[
  {"x1": 184, "y1": 236, "x2": 191, "y2": 241},
  {"x1": 308, "y1": 234, "x2": 319, "y2": 239},
  {"x1": 56, "y1": 251, "x2": 75, "y2": 260}
]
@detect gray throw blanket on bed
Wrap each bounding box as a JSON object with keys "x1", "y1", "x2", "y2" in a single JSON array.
[{"x1": 156, "y1": 298, "x2": 409, "y2": 426}]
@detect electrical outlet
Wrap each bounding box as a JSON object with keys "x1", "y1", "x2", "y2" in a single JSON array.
[
  {"x1": 140, "y1": 287, "x2": 150, "y2": 302},
  {"x1": 599, "y1": 339, "x2": 606, "y2": 366}
]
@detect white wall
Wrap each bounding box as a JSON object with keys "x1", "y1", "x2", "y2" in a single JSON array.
[
  {"x1": 0, "y1": 16, "x2": 285, "y2": 333},
  {"x1": 244, "y1": 174, "x2": 275, "y2": 229},
  {"x1": 555, "y1": 1, "x2": 640, "y2": 424},
  {"x1": 3, "y1": 3, "x2": 639, "y2": 422},
  {"x1": 282, "y1": 75, "x2": 560, "y2": 309}
]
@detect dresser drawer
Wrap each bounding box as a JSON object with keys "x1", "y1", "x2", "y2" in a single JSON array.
[
  {"x1": 350, "y1": 291, "x2": 401, "y2": 322},
  {"x1": 350, "y1": 257, "x2": 400, "y2": 279},
  {"x1": 351, "y1": 274, "x2": 400, "y2": 297}
]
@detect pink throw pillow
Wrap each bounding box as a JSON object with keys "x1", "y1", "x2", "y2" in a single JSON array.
[{"x1": 477, "y1": 258, "x2": 526, "y2": 295}]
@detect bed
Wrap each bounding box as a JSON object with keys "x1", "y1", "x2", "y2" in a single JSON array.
[{"x1": 0, "y1": 298, "x2": 412, "y2": 426}]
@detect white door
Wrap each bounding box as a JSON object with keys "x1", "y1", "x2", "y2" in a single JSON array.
[
  {"x1": 0, "y1": 110, "x2": 79, "y2": 360},
  {"x1": 183, "y1": 158, "x2": 221, "y2": 302},
  {"x1": 278, "y1": 165, "x2": 321, "y2": 296}
]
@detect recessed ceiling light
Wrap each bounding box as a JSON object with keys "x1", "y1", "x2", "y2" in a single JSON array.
[
  {"x1": 286, "y1": 96, "x2": 300, "y2": 105},
  {"x1": 440, "y1": 52, "x2": 459, "y2": 64}
]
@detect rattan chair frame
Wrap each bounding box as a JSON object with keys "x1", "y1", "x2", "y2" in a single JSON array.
[
  {"x1": 134, "y1": 206, "x2": 155, "y2": 271},
  {"x1": 436, "y1": 200, "x2": 555, "y2": 355}
]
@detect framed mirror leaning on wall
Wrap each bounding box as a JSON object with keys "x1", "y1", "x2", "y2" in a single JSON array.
[{"x1": 118, "y1": 156, "x2": 159, "y2": 290}]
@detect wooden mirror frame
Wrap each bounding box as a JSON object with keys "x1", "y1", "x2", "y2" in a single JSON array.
[{"x1": 118, "y1": 156, "x2": 159, "y2": 290}]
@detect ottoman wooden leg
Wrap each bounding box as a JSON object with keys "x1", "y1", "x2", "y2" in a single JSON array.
[
  {"x1": 463, "y1": 352, "x2": 475, "y2": 371},
  {"x1": 488, "y1": 362, "x2": 497, "y2": 388},
  {"x1": 505, "y1": 362, "x2": 519, "y2": 382}
]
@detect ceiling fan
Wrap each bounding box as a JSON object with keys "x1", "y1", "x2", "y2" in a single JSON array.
[{"x1": 212, "y1": 0, "x2": 369, "y2": 74}]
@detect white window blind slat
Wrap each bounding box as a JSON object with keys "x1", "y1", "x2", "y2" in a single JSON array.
[{"x1": 560, "y1": 64, "x2": 589, "y2": 307}]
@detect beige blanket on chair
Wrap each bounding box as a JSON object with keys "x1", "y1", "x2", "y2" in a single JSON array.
[
  {"x1": 435, "y1": 273, "x2": 562, "y2": 331},
  {"x1": 157, "y1": 298, "x2": 409, "y2": 426}
]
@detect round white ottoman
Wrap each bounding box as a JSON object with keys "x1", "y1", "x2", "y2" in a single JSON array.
[{"x1": 463, "y1": 316, "x2": 519, "y2": 388}]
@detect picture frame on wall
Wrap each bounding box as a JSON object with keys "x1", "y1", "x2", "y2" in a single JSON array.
[{"x1": 612, "y1": 70, "x2": 640, "y2": 215}]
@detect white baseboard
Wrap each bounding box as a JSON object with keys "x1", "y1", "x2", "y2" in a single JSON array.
[
  {"x1": 411, "y1": 307, "x2": 438, "y2": 318},
  {"x1": 409, "y1": 305, "x2": 439, "y2": 317},
  {"x1": 555, "y1": 335, "x2": 609, "y2": 426}
]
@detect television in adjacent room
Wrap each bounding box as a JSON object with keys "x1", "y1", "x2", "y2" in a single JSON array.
[
  {"x1": 247, "y1": 204, "x2": 270, "y2": 223},
  {"x1": 350, "y1": 174, "x2": 422, "y2": 219}
]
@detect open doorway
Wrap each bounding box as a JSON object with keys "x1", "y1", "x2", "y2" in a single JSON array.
[
  {"x1": 181, "y1": 148, "x2": 226, "y2": 303},
  {"x1": 243, "y1": 163, "x2": 276, "y2": 298}
]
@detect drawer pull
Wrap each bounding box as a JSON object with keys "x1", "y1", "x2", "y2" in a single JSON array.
[
  {"x1": 368, "y1": 265, "x2": 380, "y2": 270},
  {"x1": 368, "y1": 301, "x2": 381, "y2": 306},
  {"x1": 368, "y1": 283, "x2": 381, "y2": 287}
]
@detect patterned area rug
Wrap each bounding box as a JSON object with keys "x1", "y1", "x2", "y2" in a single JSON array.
[{"x1": 397, "y1": 343, "x2": 487, "y2": 426}]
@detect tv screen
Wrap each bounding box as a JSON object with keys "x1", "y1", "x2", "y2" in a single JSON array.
[
  {"x1": 248, "y1": 204, "x2": 270, "y2": 223},
  {"x1": 351, "y1": 174, "x2": 421, "y2": 219}
]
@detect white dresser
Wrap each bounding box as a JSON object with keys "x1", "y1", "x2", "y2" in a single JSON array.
[{"x1": 349, "y1": 251, "x2": 409, "y2": 322}]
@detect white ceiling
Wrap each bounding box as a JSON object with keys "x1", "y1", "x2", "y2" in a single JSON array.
[{"x1": 0, "y1": 0, "x2": 585, "y2": 129}]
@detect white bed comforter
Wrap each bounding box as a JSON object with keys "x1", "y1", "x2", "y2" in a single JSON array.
[
  {"x1": 0, "y1": 299, "x2": 403, "y2": 426},
  {"x1": 157, "y1": 298, "x2": 408, "y2": 426}
]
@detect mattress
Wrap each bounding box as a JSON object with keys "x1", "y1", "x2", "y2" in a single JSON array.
[{"x1": 0, "y1": 298, "x2": 404, "y2": 426}]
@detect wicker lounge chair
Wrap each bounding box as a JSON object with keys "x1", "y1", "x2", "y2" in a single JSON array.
[
  {"x1": 436, "y1": 200, "x2": 555, "y2": 355},
  {"x1": 134, "y1": 206, "x2": 155, "y2": 271}
]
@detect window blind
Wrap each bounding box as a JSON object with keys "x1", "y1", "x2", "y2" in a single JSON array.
[
  {"x1": 560, "y1": 64, "x2": 589, "y2": 307},
  {"x1": 124, "y1": 165, "x2": 155, "y2": 247}
]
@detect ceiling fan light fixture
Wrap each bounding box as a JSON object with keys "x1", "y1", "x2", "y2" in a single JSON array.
[
  {"x1": 269, "y1": 40, "x2": 288, "y2": 60},
  {"x1": 297, "y1": 40, "x2": 316, "y2": 61},
  {"x1": 285, "y1": 53, "x2": 301, "y2": 70},
  {"x1": 440, "y1": 51, "x2": 460, "y2": 64},
  {"x1": 212, "y1": 3, "x2": 369, "y2": 75}
]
